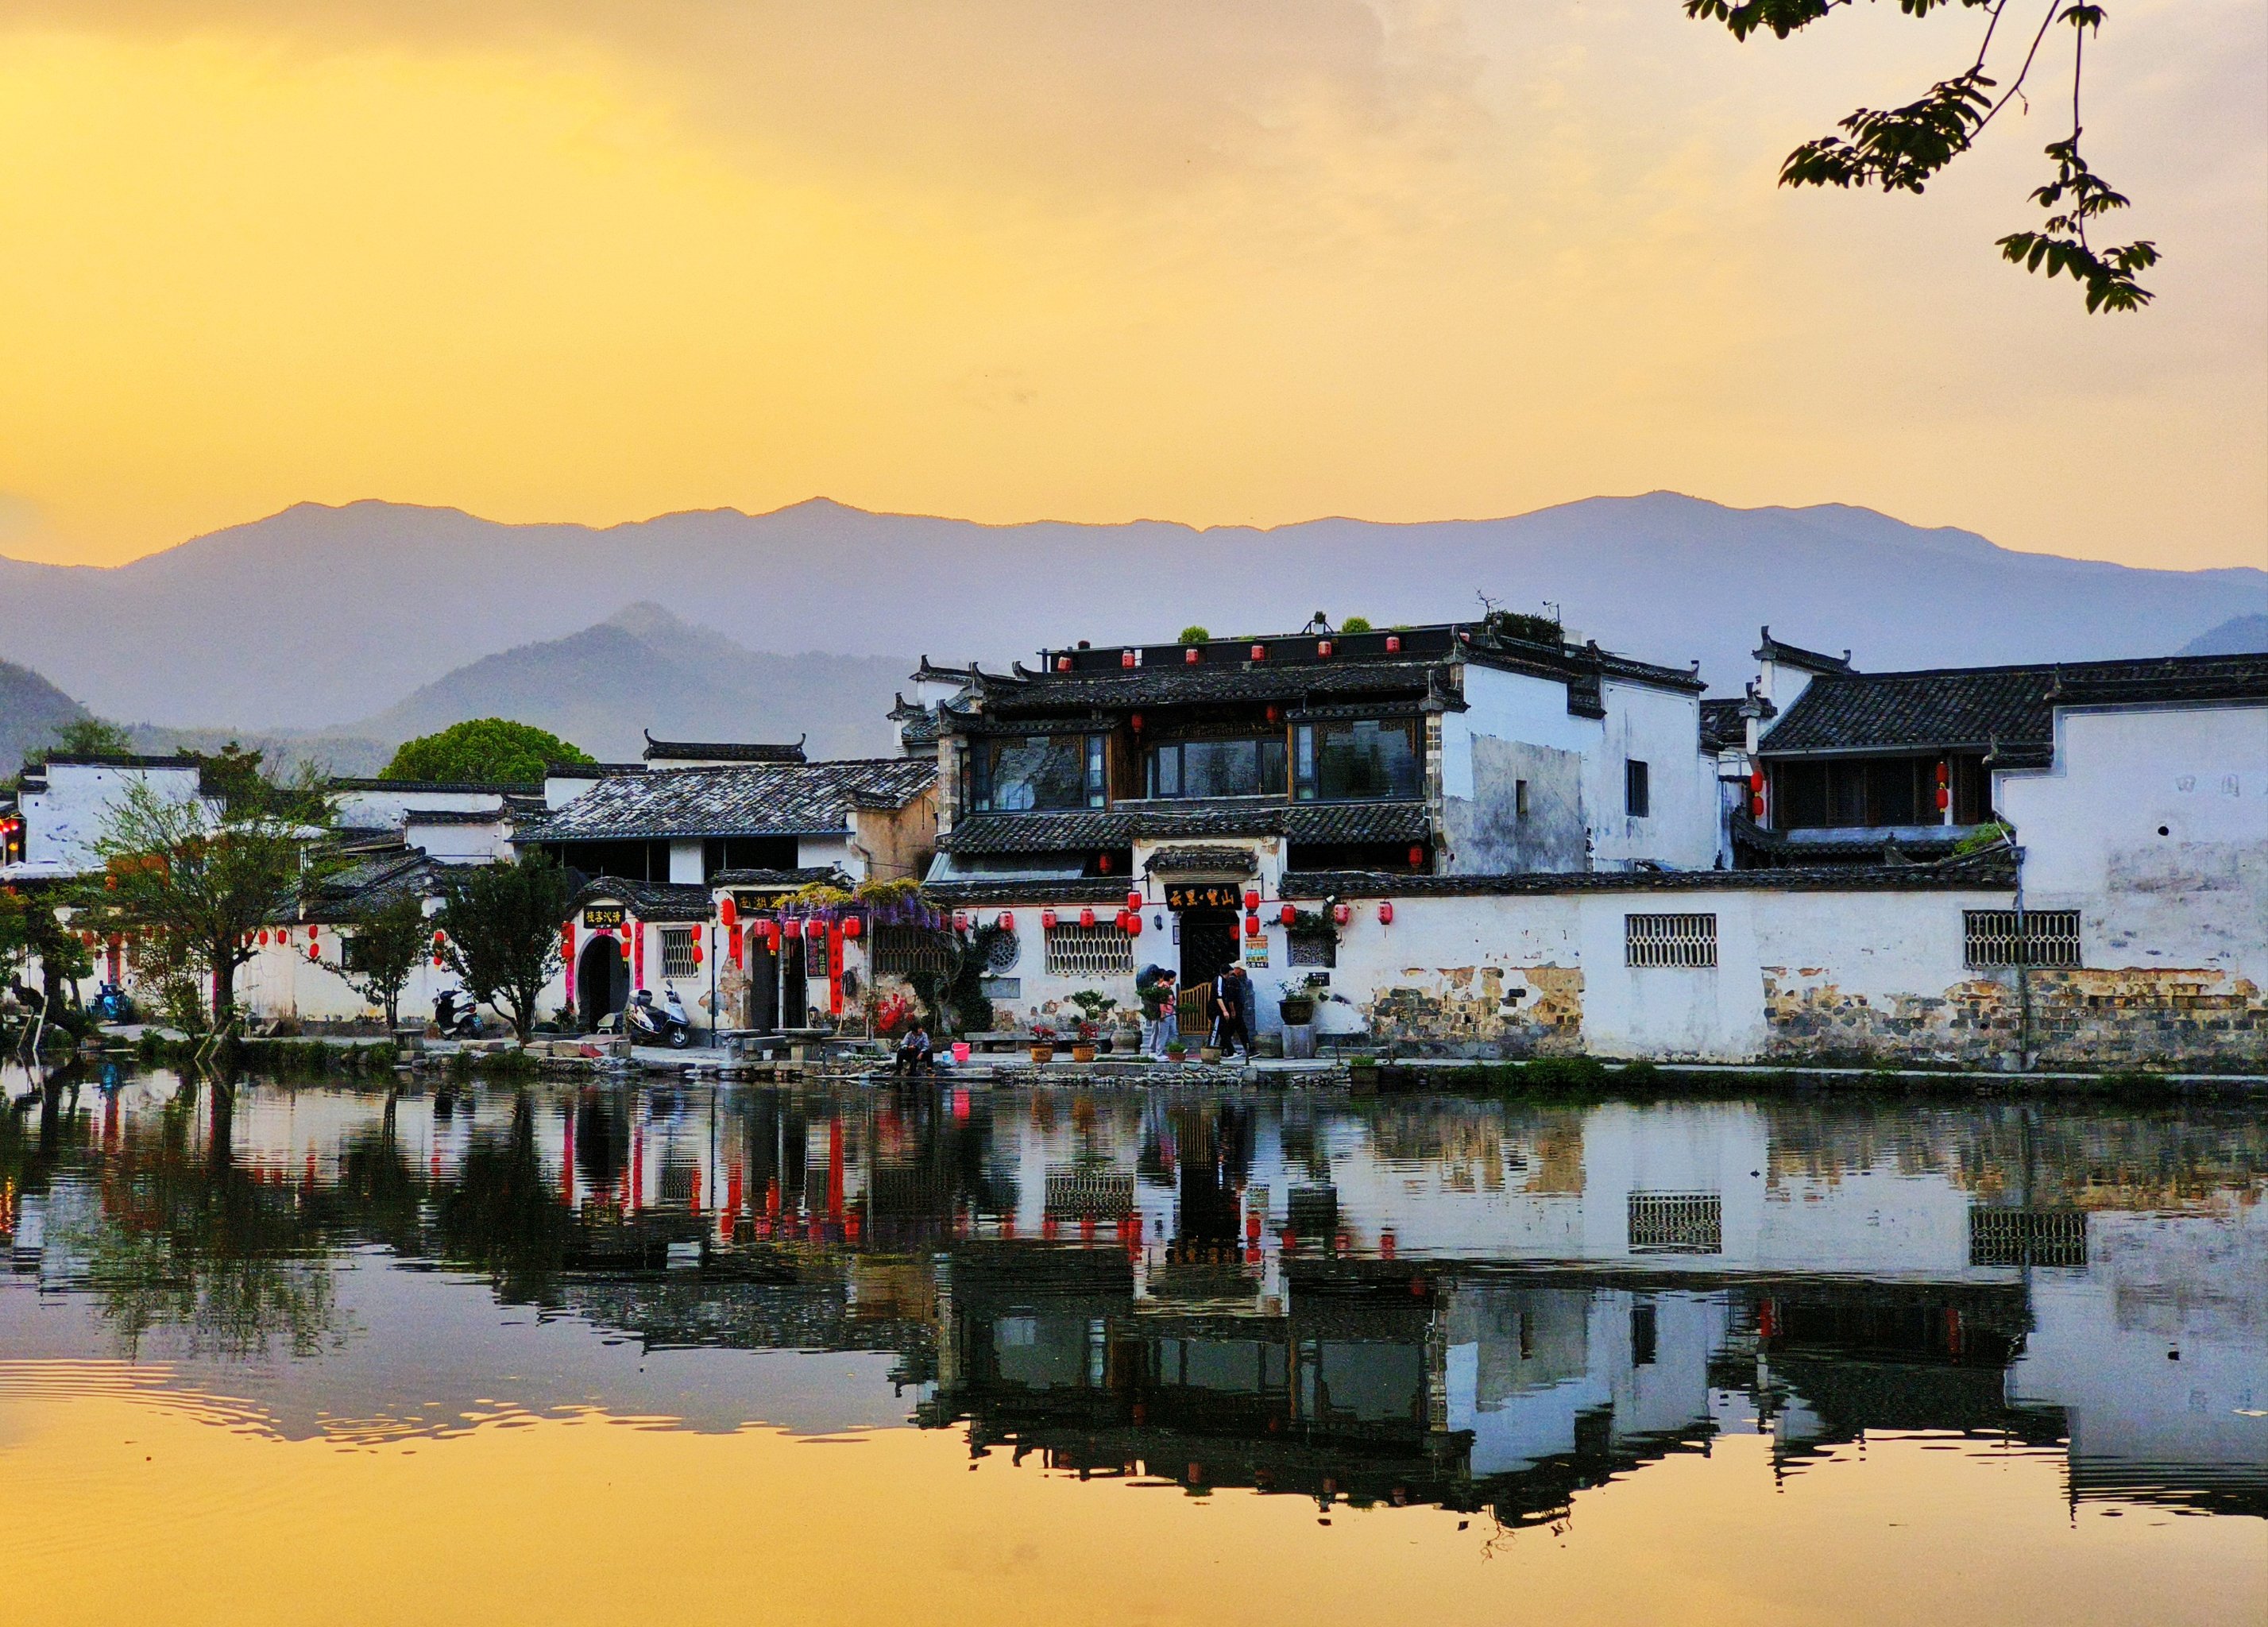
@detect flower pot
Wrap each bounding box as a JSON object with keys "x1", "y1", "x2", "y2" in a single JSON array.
[
  {"x1": 1165, "y1": 1049, "x2": 1187, "y2": 1065},
  {"x1": 1200, "y1": 1046, "x2": 1222, "y2": 1065},
  {"x1": 1029, "y1": 1044, "x2": 1056, "y2": 1065},
  {"x1": 1277, "y1": 997, "x2": 1316, "y2": 1026},
  {"x1": 1071, "y1": 1044, "x2": 1097, "y2": 1064},
  {"x1": 1113, "y1": 1025, "x2": 1142, "y2": 1053}
]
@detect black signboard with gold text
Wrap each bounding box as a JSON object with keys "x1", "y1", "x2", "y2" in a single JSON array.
[
  {"x1": 1165, "y1": 884, "x2": 1250, "y2": 911},
  {"x1": 582, "y1": 905, "x2": 627, "y2": 929}
]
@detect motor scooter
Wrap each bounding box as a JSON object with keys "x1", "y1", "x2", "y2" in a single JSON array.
[
  {"x1": 90, "y1": 982, "x2": 137, "y2": 1024},
  {"x1": 624, "y1": 987, "x2": 693, "y2": 1049},
  {"x1": 432, "y1": 988, "x2": 481, "y2": 1038}
]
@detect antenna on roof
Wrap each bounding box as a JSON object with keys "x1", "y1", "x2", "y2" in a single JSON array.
[{"x1": 1474, "y1": 589, "x2": 1501, "y2": 618}]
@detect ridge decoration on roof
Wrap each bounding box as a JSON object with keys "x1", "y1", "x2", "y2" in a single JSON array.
[
  {"x1": 641, "y1": 730, "x2": 807, "y2": 764},
  {"x1": 1753, "y1": 627, "x2": 1857, "y2": 674}
]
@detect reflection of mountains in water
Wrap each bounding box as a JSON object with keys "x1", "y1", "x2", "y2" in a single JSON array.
[{"x1": 0, "y1": 1073, "x2": 2261, "y2": 1523}]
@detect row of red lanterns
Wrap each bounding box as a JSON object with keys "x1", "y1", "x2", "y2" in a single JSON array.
[{"x1": 1069, "y1": 632, "x2": 1407, "y2": 673}]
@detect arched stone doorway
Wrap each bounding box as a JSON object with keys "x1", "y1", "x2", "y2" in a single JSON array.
[{"x1": 576, "y1": 937, "x2": 629, "y2": 1032}]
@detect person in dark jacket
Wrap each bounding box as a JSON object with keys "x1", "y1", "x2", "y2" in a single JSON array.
[{"x1": 1212, "y1": 964, "x2": 1252, "y2": 1061}]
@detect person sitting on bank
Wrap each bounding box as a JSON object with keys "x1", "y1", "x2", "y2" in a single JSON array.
[
  {"x1": 1136, "y1": 964, "x2": 1178, "y2": 1058},
  {"x1": 893, "y1": 1022, "x2": 933, "y2": 1076}
]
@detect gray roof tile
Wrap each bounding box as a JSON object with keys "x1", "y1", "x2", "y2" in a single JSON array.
[{"x1": 537, "y1": 758, "x2": 935, "y2": 841}]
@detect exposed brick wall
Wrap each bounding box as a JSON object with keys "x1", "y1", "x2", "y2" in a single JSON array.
[{"x1": 1362, "y1": 964, "x2": 1585, "y2": 1057}]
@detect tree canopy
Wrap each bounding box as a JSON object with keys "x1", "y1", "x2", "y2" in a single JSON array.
[
  {"x1": 1688, "y1": 0, "x2": 2155, "y2": 312},
  {"x1": 434, "y1": 852, "x2": 574, "y2": 1041},
  {"x1": 382, "y1": 719, "x2": 594, "y2": 785}
]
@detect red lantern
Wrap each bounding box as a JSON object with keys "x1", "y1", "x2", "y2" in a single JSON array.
[
  {"x1": 1098, "y1": 853, "x2": 1112, "y2": 873},
  {"x1": 1184, "y1": 647, "x2": 1201, "y2": 663},
  {"x1": 1250, "y1": 643, "x2": 1266, "y2": 661},
  {"x1": 1385, "y1": 634, "x2": 1401, "y2": 653},
  {"x1": 1279, "y1": 903, "x2": 1296, "y2": 926},
  {"x1": 307, "y1": 922, "x2": 318, "y2": 939},
  {"x1": 1129, "y1": 714, "x2": 1142, "y2": 733},
  {"x1": 1936, "y1": 786, "x2": 1951, "y2": 811},
  {"x1": 1265, "y1": 704, "x2": 1281, "y2": 725},
  {"x1": 1331, "y1": 902, "x2": 1352, "y2": 926},
  {"x1": 953, "y1": 910, "x2": 969, "y2": 931},
  {"x1": 1408, "y1": 845, "x2": 1424, "y2": 868},
  {"x1": 307, "y1": 945, "x2": 319, "y2": 962},
  {"x1": 999, "y1": 911, "x2": 1014, "y2": 930},
  {"x1": 1244, "y1": 913, "x2": 1261, "y2": 938},
  {"x1": 1041, "y1": 909, "x2": 1058, "y2": 929},
  {"x1": 1378, "y1": 901, "x2": 1395, "y2": 925},
  {"x1": 1113, "y1": 910, "x2": 1129, "y2": 932},
  {"x1": 1079, "y1": 907, "x2": 1095, "y2": 928},
  {"x1": 1119, "y1": 649, "x2": 1138, "y2": 668},
  {"x1": 1122, "y1": 911, "x2": 1142, "y2": 937},
  {"x1": 1318, "y1": 640, "x2": 1333, "y2": 658},
  {"x1": 257, "y1": 929, "x2": 269, "y2": 945},
  {"x1": 720, "y1": 895, "x2": 738, "y2": 928},
  {"x1": 805, "y1": 918, "x2": 825, "y2": 941},
  {"x1": 1126, "y1": 891, "x2": 1142, "y2": 913},
  {"x1": 842, "y1": 916, "x2": 863, "y2": 940},
  {"x1": 1055, "y1": 655, "x2": 1072, "y2": 671},
  {"x1": 1243, "y1": 889, "x2": 1260, "y2": 911}
]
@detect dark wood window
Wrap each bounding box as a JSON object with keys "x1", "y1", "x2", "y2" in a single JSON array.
[
  {"x1": 1625, "y1": 759, "x2": 1650, "y2": 817},
  {"x1": 1770, "y1": 754, "x2": 1990, "y2": 829},
  {"x1": 1146, "y1": 736, "x2": 1288, "y2": 799},
  {"x1": 1293, "y1": 718, "x2": 1420, "y2": 801}
]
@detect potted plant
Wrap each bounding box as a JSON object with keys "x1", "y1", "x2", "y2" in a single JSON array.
[
  {"x1": 1165, "y1": 1039, "x2": 1188, "y2": 1064},
  {"x1": 1068, "y1": 990, "x2": 1118, "y2": 1058},
  {"x1": 1277, "y1": 975, "x2": 1323, "y2": 1027},
  {"x1": 1070, "y1": 1017, "x2": 1099, "y2": 1065},
  {"x1": 1029, "y1": 1023, "x2": 1057, "y2": 1065}
]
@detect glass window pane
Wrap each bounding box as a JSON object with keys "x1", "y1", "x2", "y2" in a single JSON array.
[
  {"x1": 1259, "y1": 738, "x2": 1287, "y2": 796},
  {"x1": 1316, "y1": 720, "x2": 1418, "y2": 800},
  {"x1": 984, "y1": 736, "x2": 1088, "y2": 810},
  {"x1": 1294, "y1": 726, "x2": 1316, "y2": 800}
]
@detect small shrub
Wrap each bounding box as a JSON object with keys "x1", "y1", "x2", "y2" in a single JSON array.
[{"x1": 1177, "y1": 625, "x2": 1211, "y2": 645}]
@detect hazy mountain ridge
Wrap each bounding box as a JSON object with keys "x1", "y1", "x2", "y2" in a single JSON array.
[
  {"x1": 2179, "y1": 615, "x2": 2268, "y2": 657},
  {"x1": 0, "y1": 659, "x2": 91, "y2": 776},
  {"x1": 3, "y1": 492, "x2": 2261, "y2": 729}
]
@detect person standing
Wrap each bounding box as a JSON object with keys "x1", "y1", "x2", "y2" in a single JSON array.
[
  {"x1": 1213, "y1": 963, "x2": 1251, "y2": 1061},
  {"x1": 1137, "y1": 964, "x2": 1178, "y2": 1059}
]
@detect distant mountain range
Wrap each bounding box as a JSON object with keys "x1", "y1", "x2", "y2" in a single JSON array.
[
  {"x1": 0, "y1": 659, "x2": 91, "y2": 777},
  {"x1": 2180, "y1": 615, "x2": 2268, "y2": 657},
  {"x1": 4, "y1": 493, "x2": 2262, "y2": 732}
]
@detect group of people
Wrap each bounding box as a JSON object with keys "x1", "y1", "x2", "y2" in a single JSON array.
[
  {"x1": 1137, "y1": 960, "x2": 1255, "y2": 1061},
  {"x1": 889, "y1": 959, "x2": 1258, "y2": 1076}
]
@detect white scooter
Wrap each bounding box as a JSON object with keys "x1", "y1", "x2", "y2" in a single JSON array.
[{"x1": 624, "y1": 987, "x2": 694, "y2": 1049}]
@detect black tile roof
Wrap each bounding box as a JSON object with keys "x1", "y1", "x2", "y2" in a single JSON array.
[
  {"x1": 1144, "y1": 844, "x2": 1260, "y2": 876},
  {"x1": 1758, "y1": 654, "x2": 2268, "y2": 766},
  {"x1": 1278, "y1": 849, "x2": 2015, "y2": 898},
  {"x1": 941, "y1": 798, "x2": 1432, "y2": 854},
  {"x1": 1698, "y1": 698, "x2": 1749, "y2": 753},
  {"x1": 1753, "y1": 627, "x2": 1857, "y2": 674},
  {"x1": 976, "y1": 659, "x2": 1443, "y2": 715},
  {"x1": 403, "y1": 808, "x2": 512, "y2": 826},
  {"x1": 919, "y1": 877, "x2": 1135, "y2": 906},
  {"x1": 535, "y1": 758, "x2": 936, "y2": 841},
  {"x1": 298, "y1": 844, "x2": 443, "y2": 923},
  {"x1": 710, "y1": 866, "x2": 853, "y2": 891},
  {"x1": 643, "y1": 731, "x2": 806, "y2": 764},
  {"x1": 330, "y1": 777, "x2": 540, "y2": 793},
  {"x1": 571, "y1": 877, "x2": 717, "y2": 921}
]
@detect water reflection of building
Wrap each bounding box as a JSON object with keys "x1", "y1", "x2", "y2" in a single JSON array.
[{"x1": 2, "y1": 1076, "x2": 2260, "y2": 1518}]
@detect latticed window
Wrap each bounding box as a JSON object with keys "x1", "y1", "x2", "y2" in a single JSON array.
[
  {"x1": 660, "y1": 928, "x2": 698, "y2": 978},
  {"x1": 1629, "y1": 1192, "x2": 1722, "y2": 1254},
  {"x1": 1964, "y1": 910, "x2": 2082, "y2": 968},
  {"x1": 868, "y1": 924, "x2": 949, "y2": 981},
  {"x1": 1625, "y1": 913, "x2": 1717, "y2": 968},
  {"x1": 1287, "y1": 933, "x2": 1336, "y2": 968},
  {"x1": 1969, "y1": 1207, "x2": 2087, "y2": 1268},
  {"x1": 1045, "y1": 923, "x2": 1133, "y2": 977}
]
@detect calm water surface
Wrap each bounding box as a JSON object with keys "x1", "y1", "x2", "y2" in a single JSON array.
[{"x1": 2, "y1": 1065, "x2": 2262, "y2": 1625}]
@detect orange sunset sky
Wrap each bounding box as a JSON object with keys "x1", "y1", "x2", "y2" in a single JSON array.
[{"x1": 0, "y1": 2, "x2": 2262, "y2": 571}]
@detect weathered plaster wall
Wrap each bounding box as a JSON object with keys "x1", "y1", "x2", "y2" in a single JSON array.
[
  {"x1": 1443, "y1": 732, "x2": 1586, "y2": 873},
  {"x1": 12, "y1": 762, "x2": 207, "y2": 878},
  {"x1": 1589, "y1": 681, "x2": 1718, "y2": 872}
]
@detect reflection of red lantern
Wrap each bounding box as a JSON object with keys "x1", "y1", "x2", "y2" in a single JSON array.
[
  {"x1": 1244, "y1": 913, "x2": 1261, "y2": 938},
  {"x1": 307, "y1": 923, "x2": 319, "y2": 939},
  {"x1": 1378, "y1": 902, "x2": 1395, "y2": 925},
  {"x1": 1279, "y1": 903, "x2": 1296, "y2": 926},
  {"x1": 1080, "y1": 907, "x2": 1095, "y2": 928},
  {"x1": 1041, "y1": 910, "x2": 1057, "y2": 929},
  {"x1": 1243, "y1": 889, "x2": 1260, "y2": 911},
  {"x1": 999, "y1": 911, "x2": 1014, "y2": 930},
  {"x1": 842, "y1": 916, "x2": 862, "y2": 940},
  {"x1": 1332, "y1": 902, "x2": 1352, "y2": 926},
  {"x1": 719, "y1": 895, "x2": 738, "y2": 928}
]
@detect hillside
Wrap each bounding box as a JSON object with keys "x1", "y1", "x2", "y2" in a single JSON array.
[
  {"x1": 0, "y1": 659, "x2": 90, "y2": 776},
  {"x1": 2179, "y1": 615, "x2": 2268, "y2": 657},
  {"x1": 339, "y1": 603, "x2": 905, "y2": 760},
  {"x1": 3, "y1": 493, "x2": 2262, "y2": 727}
]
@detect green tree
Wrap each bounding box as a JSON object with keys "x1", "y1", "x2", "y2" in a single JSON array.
[
  {"x1": 1688, "y1": 0, "x2": 2155, "y2": 311},
  {"x1": 383, "y1": 719, "x2": 594, "y2": 785},
  {"x1": 315, "y1": 891, "x2": 429, "y2": 1031},
  {"x1": 1177, "y1": 625, "x2": 1211, "y2": 645},
  {"x1": 434, "y1": 852, "x2": 573, "y2": 1042},
  {"x1": 87, "y1": 760, "x2": 333, "y2": 1030},
  {"x1": 1341, "y1": 616, "x2": 1374, "y2": 634},
  {"x1": 13, "y1": 717, "x2": 137, "y2": 789}
]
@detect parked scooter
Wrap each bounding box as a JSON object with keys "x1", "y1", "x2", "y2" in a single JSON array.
[
  {"x1": 90, "y1": 982, "x2": 137, "y2": 1024},
  {"x1": 624, "y1": 987, "x2": 693, "y2": 1049},
  {"x1": 432, "y1": 988, "x2": 482, "y2": 1038}
]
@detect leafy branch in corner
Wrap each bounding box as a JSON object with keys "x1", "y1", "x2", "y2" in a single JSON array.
[{"x1": 1687, "y1": 0, "x2": 2156, "y2": 311}]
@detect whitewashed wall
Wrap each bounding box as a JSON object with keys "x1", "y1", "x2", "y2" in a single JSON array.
[{"x1": 8, "y1": 762, "x2": 207, "y2": 880}]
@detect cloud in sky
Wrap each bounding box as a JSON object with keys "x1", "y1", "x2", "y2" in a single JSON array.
[{"x1": 0, "y1": 0, "x2": 2259, "y2": 569}]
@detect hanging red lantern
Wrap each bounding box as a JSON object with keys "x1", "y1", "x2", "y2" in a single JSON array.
[
  {"x1": 257, "y1": 929, "x2": 269, "y2": 945},
  {"x1": 1184, "y1": 647, "x2": 1200, "y2": 664},
  {"x1": 1113, "y1": 910, "x2": 1129, "y2": 933},
  {"x1": 1129, "y1": 713, "x2": 1142, "y2": 733},
  {"x1": 1250, "y1": 643, "x2": 1266, "y2": 661},
  {"x1": 1243, "y1": 889, "x2": 1260, "y2": 911},
  {"x1": 1279, "y1": 903, "x2": 1296, "y2": 926},
  {"x1": 1317, "y1": 640, "x2": 1333, "y2": 658},
  {"x1": 1331, "y1": 902, "x2": 1352, "y2": 926},
  {"x1": 1378, "y1": 901, "x2": 1395, "y2": 925},
  {"x1": 805, "y1": 918, "x2": 826, "y2": 941},
  {"x1": 1265, "y1": 704, "x2": 1281, "y2": 725},
  {"x1": 1119, "y1": 649, "x2": 1137, "y2": 668},
  {"x1": 1055, "y1": 655, "x2": 1072, "y2": 671},
  {"x1": 307, "y1": 922, "x2": 318, "y2": 939},
  {"x1": 1098, "y1": 853, "x2": 1113, "y2": 873},
  {"x1": 1041, "y1": 909, "x2": 1057, "y2": 929},
  {"x1": 1408, "y1": 845, "x2": 1425, "y2": 868},
  {"x1": 1385, "y1": 634, "x2": 1402, "y2": 653},
  {"x1": 1243, "y1": 913, "x2": 1261, "y2": 938},
  {"x1": 842, "y1": 915, "x2": 863, "y2": 940},
  {"x1": 1079, "y1": 907, "x2": 1096, "y2": 928},
  {"x1": 1126, "y1": 890, "x2": 1142, "y2": 913},
  {"x1": 719, "y1": 895, "x2": 738, "y2": 928},
  {"x1": 307, "y1": 945, "x2": 320, "y2": 962},
  {"x1": 952, "y1": 910, "x2": 968, "y2": 930},
  {"x1": 1123, "y1": 911, "x2": 1142, "y2": 937},
  {"x1": 999, "y1": 911, "x2": 1014, "y2": 930},
  {"x1": 1936, "y1": 785, "x2": 1951, "y2": 811}
]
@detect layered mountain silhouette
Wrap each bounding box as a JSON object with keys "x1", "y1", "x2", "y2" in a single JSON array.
[
  {"x1": 0, "y1": 659, "x2": 91, "y2": 777},
  {"x1": 2180, "y1": 615, "x2": 2268, "y2": 657},
  {"x1": 3, "y1": 492, "x2": 2261, "y2": 731}
]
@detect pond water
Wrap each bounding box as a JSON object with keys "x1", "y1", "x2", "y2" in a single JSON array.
[{"x1": 2, "y1": 1065, "x2": 2262, "y2": 1626}]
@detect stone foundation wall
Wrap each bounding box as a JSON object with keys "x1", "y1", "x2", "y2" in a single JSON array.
[{"x1": 1362, "y1": 964, "x2": 1585, "y2": 1058}]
